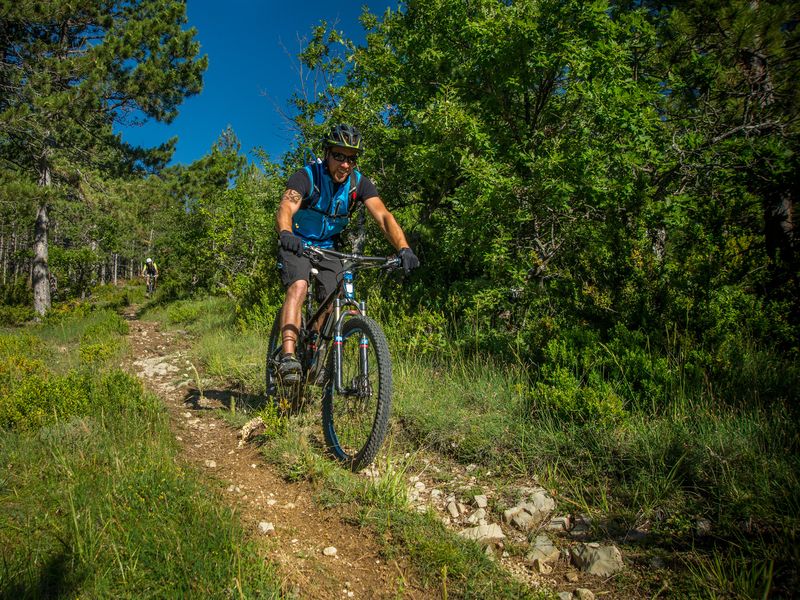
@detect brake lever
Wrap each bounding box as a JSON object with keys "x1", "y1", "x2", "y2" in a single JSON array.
[
  {"x1": 303, "y1": 244, "x2": 325, "y2": 262},
  {"x1": 385, "y1": 257, "x2": 402, "y2": 271}
]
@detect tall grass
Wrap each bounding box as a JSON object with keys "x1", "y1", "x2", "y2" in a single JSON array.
[
  {"x1": 151, "y1": 292, "x2": 800, "y2": 596},
  {"x1": 0, "y1": 303, "x2": 282, "y2": 598},
  {"x1": 389, "y1": 337, "x2": 799, "y2": 596}
]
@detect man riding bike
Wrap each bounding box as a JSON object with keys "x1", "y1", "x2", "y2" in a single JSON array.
[
  {"x1": 142, "y1": 257, "x2": 158, "y2": 293},
  {"x1": 275, "y1": 123, "x2": 420, "y2": 382}
]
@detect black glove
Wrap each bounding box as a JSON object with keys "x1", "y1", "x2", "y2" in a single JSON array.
[
  {"x1": 398, "y1": 247, "x2": 420, "y2": 274},
  {"x1": 279, "y1": 230, "x2": 304, "y2": 256}
]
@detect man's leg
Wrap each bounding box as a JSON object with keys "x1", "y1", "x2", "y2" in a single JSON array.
[
  {"x1": 280, "y1": 279, "x2": 307, "y2": 355},
  {"x1": 309, "y1": 257, "x2": 342, "y2": 335},
  {"x1": 276, "y1": 249, "x2": 311, "y2": 382}
]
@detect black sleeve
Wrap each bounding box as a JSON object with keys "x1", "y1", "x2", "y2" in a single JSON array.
[
  {"x1": 356, "y1": 175, "x2": 378, "y2": 202},
  {"x1": 286, "y1": 169, "x2": 312, "y2": 199}
]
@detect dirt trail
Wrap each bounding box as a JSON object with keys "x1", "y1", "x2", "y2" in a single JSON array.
[{"x1": 121, "y1": 308, "x2": 427, "y2": 599}]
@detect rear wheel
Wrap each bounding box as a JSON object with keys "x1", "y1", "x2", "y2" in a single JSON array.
[
  {"x1": 265, "y1": 308, "x2": 306, "y2": 413},
  {"x1": 322, "y1": 315, "x2": 392, "y2": 471}
]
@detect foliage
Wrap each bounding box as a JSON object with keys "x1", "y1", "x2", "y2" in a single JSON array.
[
  {"x1": 273, "y1": 0, "x2": 799, "y2": 374},
  {"x1": 0, "y1": 307, "x2": 133, "y2": 429},
  {"x1": 0, "y1": 304, "x2": 35, "y2": 326},
  {"x1": 0, "y1": 297, "x2": 283, "y2": 596},
  {"x1": 150, "y1": 284, "x2": 799, "y2": 593},
  {"x1": 0, "y1": 0, "x2": 208, "y2": 313},
  {"x1": 1, "y1": 1, "x2": 798, "y2": 592}
]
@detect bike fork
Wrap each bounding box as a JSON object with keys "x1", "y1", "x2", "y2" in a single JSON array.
[
  {"x1": 332, "y1": 299, "x2": 369, "y2": 393},
  {"x1": 357, "y1": 301, "x2": 369, "y2": 380}
]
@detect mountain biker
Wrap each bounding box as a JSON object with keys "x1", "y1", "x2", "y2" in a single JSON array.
[
  {"x1": 142, "y1": 257, "x2": 158, "y2": 289},
  {"x1": 275, "y1": 123, "x2": 420, "y2": 382}
]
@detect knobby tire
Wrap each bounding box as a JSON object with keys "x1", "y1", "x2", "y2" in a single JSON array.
[{"x1": 322, "y1": 315, "x2": 392, "y2": 471}]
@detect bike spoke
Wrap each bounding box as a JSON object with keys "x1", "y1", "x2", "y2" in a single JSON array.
[
  {"x1": 338, "y1": 333, "x2": 377, "y2": 452},
  {"x1": 323, "y1": 316, "x2": 392, "y2": 471}
]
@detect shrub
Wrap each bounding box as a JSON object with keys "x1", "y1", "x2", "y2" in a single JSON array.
[
  {"x1": 388, "y1": 307, "x2": 449, "y2": 358},
  {"x1": 235, "y1": 287, "x2": 282, "y2": 332},
  {"x1": 0, "y1": 276, "x2": 32, "y2": 305},
  {"x1": 166, "y1": 301, "x2": 203, "y2": 325},
  {"x1": 527, "y1": 366, "x2": 628, "y2": 427},
  {"x1": 0, "y1": 333, "x2": 46, "y2": 360},
  {"x1": 97, "y1": 369, "x2": 149, "y2": 413},
  {"x1": 0, "y1": 369, "x2": 92, "y2": 430},
  {"x1": 0, "y1": 305, "x2": 35, "y2": 326},
  {"x1": 79, "y1": 341, "x2": 117, "y2": 367},
  {"x1": 0, "y1": 367, "x2": 145, "y2": 430}
]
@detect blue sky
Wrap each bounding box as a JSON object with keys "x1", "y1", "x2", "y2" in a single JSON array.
[{"x1": 117, "y1": 1, "x2": 399, "y2": 166}]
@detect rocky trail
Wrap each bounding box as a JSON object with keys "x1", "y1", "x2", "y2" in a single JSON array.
[
  {"x1": 121, "y1": 308, "x2": 427, "y2": 599},
  {"x1": 121, "y1": 308, "x2": 646, "y2": 599}
]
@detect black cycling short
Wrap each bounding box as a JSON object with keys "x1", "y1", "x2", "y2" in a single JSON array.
[{"x1": 276, "y1": 248, "x2": 342, "y2": 301}]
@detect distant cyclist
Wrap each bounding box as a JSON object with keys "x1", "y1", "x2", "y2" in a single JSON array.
[
  {"x1": 142, "y1": 257, "x2": 158, "y2": 294},
  {"x1": 275, "y1": 123, "x2": 420, "y2": 382}
]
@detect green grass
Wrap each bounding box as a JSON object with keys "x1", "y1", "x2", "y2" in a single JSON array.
[
  {"x1": 146, "y1": 292, "x2": 800, "y2": 597},
  {"x1": 0, "y1": 302, "x2": 283, "y2": 598},
  {"x1": 390, "y1": 353, "x2": 799, "y2": 596},
  {"x1": 393, "y1": 355, "x2": 531, "y2": 469},
  {"x1": 1, "y1": 407, "x2": 281, "y2": 598},
  {"x1": 143, "y1": 295, "x2": 238, "y2": 334}
]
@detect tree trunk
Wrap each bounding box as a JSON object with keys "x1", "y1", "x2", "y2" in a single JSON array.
[
  {"x1": 13, "y1": 233, "x2": 19, "y2": 280},
  {"x1": 0, "y1": 233, "x2": 5, "y2": 285},
  {"x1": 32, "y1": 202, "x2": 51, "y2": 315},
  {"x1": 32, "y1": 149, "x2": 53, "y2": 315}
]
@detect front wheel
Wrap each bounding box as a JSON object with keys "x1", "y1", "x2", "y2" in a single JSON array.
[{"x1": 322, "y1": 315, "x2": 392, "y2": 471}]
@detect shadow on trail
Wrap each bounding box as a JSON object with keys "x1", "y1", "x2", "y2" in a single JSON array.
[
  {"x1": 182, "y1": 387, "x2": 270, "y2": 413},
  {"x1": 1, "y1": 551, "x2": 82, "y2": 600}
]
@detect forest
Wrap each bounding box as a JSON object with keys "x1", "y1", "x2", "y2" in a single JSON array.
[{"x1": 2, "y1": 0, "x2": 799, "y2": 597}]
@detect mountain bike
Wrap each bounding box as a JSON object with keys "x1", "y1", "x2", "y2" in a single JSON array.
[
  {"x1": 145, "y1": 274, "x2": 157, "y2": 296},
  {"x1": 265, "y1": 245, "x2": 400, "y2": 471}
]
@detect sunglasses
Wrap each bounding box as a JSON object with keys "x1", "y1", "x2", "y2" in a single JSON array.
[{"x1": 330, "y1": 150, "x2": 358, "y2": 165}]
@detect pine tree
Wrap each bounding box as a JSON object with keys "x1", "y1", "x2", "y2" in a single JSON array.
[{"x1": 0, "y1": 0, "x2": 207, "y2": 314}]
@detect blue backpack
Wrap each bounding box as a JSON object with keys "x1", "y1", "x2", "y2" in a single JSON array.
[{"x1": 291, "y1": 159, "x2": 362, "y2": 248}]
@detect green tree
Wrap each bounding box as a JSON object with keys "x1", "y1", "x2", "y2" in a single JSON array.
[
  {"x1": 286, "y1": 0, "x2": 798, "y2": 356},
  {"x1": 611, "y1": 0, "x2": 800, "y2": 344},
  {"x1": 0, "y1": 0, "x2": 207, "y2": 314},
  {"x1": 316, "y1": 1, "x2": 664, "y2": 335},
  {"x1": 151, "y1": 128, "x2": 253, "y2": 298}
]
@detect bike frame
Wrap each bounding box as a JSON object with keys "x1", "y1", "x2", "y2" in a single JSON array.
[{"x1": 301, "y1": 247, "x2": 397, "y2": 394}]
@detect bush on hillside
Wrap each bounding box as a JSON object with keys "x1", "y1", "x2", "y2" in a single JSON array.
[{"x1": 0, "y1": 305, "x2": 35, "y2": 326}]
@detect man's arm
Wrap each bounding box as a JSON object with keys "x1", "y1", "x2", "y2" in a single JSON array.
[
  {"x1": 363, "y1": 196, "x2": 410, "y2": 251},
  {"x1": 276, "y1": 189, "x2": 303, "y2": 233}
]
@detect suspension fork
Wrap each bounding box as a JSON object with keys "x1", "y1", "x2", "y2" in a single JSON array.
[
  {"x1": 357, "y1": 300, "x2": 368, "y2": 380},
  {"x1": 332, "y1": 299, "x2": 367, "y2": 393}
]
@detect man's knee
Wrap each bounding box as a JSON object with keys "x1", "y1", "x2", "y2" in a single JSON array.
[{"x1": 285, "y1": 279, "x2": 307, "y2": 304}]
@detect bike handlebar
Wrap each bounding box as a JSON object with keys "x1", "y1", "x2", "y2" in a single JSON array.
[{"x1": 303, "y1": 245, "x2": 402, "y2": 271}]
